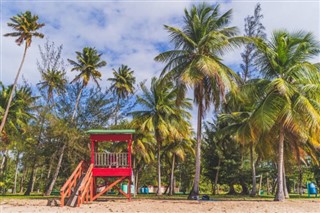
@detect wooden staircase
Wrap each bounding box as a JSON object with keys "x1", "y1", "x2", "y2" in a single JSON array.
[{"x1": 60, "y1": 161, "x2": 93, "y2": 207}]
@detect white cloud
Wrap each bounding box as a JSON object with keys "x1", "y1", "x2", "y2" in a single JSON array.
[{"x1": 222, "y1": 1, "x2": 320, "y2": 65}]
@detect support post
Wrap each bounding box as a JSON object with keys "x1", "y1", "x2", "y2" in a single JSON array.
[{"x1": 128, "y1": 177, "x2": 131, "y2": 201}]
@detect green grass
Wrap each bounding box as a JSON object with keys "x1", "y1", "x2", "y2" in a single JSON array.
[
  {"x1": 0, "y1": 193, "x2": 59, "y2": 200},
  {"x1": 0, "y1": 193, "x2": 317, "y2": 201}
]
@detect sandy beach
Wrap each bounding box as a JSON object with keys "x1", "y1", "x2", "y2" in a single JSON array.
[{"x1": 1, "y1": 198, "x2": 320, "y2": 213}]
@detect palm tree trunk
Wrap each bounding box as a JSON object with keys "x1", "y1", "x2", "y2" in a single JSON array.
[
  {"x1": 132, "y1": 157, "x2": 138, "y2": 196},
  {"x1": 274, "y1": 127, "x2": 285, "y2": 201},
  {"x1": 0, "y1": 44, "x2": 28, "y2": 134},
  {"x1": 13, "y1": 153, "x2": 20, "y2": 194},
  {"x1": 283, "y1": 161, "x2": 289, "y2": 199},
  {"x1": 24, "y1": 162, "x2": 36, "y2": 195},
  {"x1": 213, "y1": 157, "x2": 221, "y2": 195},
  {"x1": 0, "y1": 150, "x2": 8, "y2": 176},
  {"x1": 250, "y1": 143, "x2": 257, "y2": 197},
  {"x1": 19, "y1": 167, "x2": 27, "y2": 193},
  {"x1": 294, "y1": 142, "x2": 302, "y2": 195},
  {"x1": 115, "y1": 97, "x2": 120, "y2": 125},
  {"x1": 46, "y1": 152, "x2": 56, "y2": 179},
  {"x1": 31, "y1": 168, "x2": 37, "y2": 193},
  {"x1": 71, "y1": 85, "x2": 84, "y2": 121},
  {"x1": 44, "y1": 143, "x2": 66, "y2": 196},
  {"x1": 189, "y1": 99, "x2": 203, "y2": 199},
  {"x1": 134, "y1": 170, "x2": 139, "y2": 196},
  {"x1": 157, "y1": 140, "x2": 162, "y2": 196},
  {"x1": 169, "y1": 154, "x2": 176, "y2": 195},
  {"x1": 25, "y1": 109, "x2": 49, "y2": 196}
]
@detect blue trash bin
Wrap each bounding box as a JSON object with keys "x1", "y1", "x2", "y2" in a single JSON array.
[
  {"x1": 144, "y1": 187, "x2": 149, "y2": 194},
  {"x1": 307, "y1": 182, "x2": 318, "y2": 198},
  {"x1": 140, "y1": 187, "x2": 144, "y2": 194},
  {"x1": 122, "y1": 184, "x2": 128, "y2": 193}
]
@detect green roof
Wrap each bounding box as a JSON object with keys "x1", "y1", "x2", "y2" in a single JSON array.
[{"x1": 87, "y1": 129, "x2": 135, "y2": 134}]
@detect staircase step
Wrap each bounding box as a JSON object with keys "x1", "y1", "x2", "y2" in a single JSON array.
[{"x1": 66, "y1": 173, "x2": 86, "y2": 207}]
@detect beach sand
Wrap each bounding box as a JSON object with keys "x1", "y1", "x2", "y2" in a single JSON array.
[{"x1": 1, "y1": 198, "x2": 319, "y2": 213}]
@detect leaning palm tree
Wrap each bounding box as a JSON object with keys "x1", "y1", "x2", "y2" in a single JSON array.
[
  {"x1": 68, "y1": 47, "x2": 107, "y2": 120},
  {"x1": 108, "y1": 65, "x2": 136, "y2": 125},
  {"x1": 131, "y1": 77, "x2": 191, "y2": 195},
  {"x1": 155, "y1": 3, "x2": 240, "y2": 197},
  {"x1": 237, "y1": 30, "x2": 320, "y2": 201},
  {"x1": 0, "y1": 84, "x2": 37, "y2": 176},
  {"x1": 1, "y1": 11, "x2": 44, "y2": 135}
]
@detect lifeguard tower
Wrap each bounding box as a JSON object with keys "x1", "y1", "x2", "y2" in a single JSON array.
[{"x1": 60, "y1": 129, "x2": 135, "y2": 207}]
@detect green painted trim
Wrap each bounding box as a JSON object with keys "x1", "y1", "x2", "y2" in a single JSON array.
[{"x1": 87, "y1": 129, "x2": 135, "y2": 134}]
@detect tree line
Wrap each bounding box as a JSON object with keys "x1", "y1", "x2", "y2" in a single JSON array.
[{"x1": 1, "y1": 3, "x2": 319, "y2": 202}]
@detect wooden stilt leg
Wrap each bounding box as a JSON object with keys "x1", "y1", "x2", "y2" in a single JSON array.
[
  {"x1": 93, "y1": 177, "x2": 97, "y2": 196},
  {"x1": 128, "y1": 177, "x2": 131, "y2": 201}
]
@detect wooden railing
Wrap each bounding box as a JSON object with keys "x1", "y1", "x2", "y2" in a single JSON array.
[
  {"x1": 60, "y1": 161, "x2": 85, "y2": 207},
  {"x1": 94, "y1": 152, "x2": 128, "y2": 168},
  {"x1": 77, "y1": 164, "x2": 93, "y2": 207}
]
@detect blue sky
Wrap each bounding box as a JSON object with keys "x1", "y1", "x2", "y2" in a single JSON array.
[{"x1": 1, "y1": 0, "x2": 319, "y2": 128}]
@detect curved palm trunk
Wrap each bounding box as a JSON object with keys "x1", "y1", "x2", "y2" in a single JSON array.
[
  {"x1": 189, "y1": 100, "x2": 203, "y2": 199},
  {"x1": 250, "y1": 143, "x2": 257, "y2": 196},
  {"x1": 44, "y1": 143, "x2": 66, "y2": 196},
  {"x1": 0, "y1": 44, "x2": 28, "y2": 134},
  {"x1": 274, "y1": 127, "x2": 285, "y2": 201},
  {"x1": 71, "y1": 85, "x2": 84, "y2": 121}
]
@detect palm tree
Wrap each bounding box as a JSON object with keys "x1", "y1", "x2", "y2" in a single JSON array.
[
  {"x1": 163, "y1": 137, "x2": 194, "y2": 195},
  {"x1": 238, "y1": 30, "x2": 320, "y2": 201},
  {"x1": 108, "y1": 65, "x2": 136, "y2": 125},
  {"x1": 68, "y1": 47, "x2": 107, "y2": 120},
  {"x1": 111, "y1": 121, "x2": 156, "y2": 196},
  {"x1": 41, "y1": 47, "x2": 106, "y2": 196},
  {"x1": 131, "y1": 77, "x2": 191, "y2": 195},
  {"x1": 155, "y1": 3, "x2": 240, "y2": 197},
  {"x1": 38, "y1": 69, "x2": 67, "y2": 106},
  {"x1": 1, "y1": 11, "x2": 44, "y2": 135},
  {"x1": 0, "y1": 84, "x2": 37, "y2": 176},
  {"x1": 37, "y1": 69, "x2": 67, "y2": 196}
]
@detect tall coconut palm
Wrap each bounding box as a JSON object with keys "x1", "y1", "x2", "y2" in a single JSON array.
[
  {"x1": 68, "y1": 47, "x2": 107, "y2": 121},
  {"x1": 131, "y1": 77, "x2": 191, "y2": 195},
  {"x1": 239, "y1": 30, "x2": 320, "y2": 201},
  {"x1": 1, "y1": 11, "x2": 44, "y2": 135},
  {"x1": 108, "y1": 65, "x2": 136, "y2": 125},
  {"x1": 155, "y1": 3, "x2": 240, "y2": 197}
]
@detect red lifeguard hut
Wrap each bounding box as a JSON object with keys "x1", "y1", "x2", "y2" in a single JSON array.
[{"x1": 60, "y1": 129, "x2": 135, "y2": 207}]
